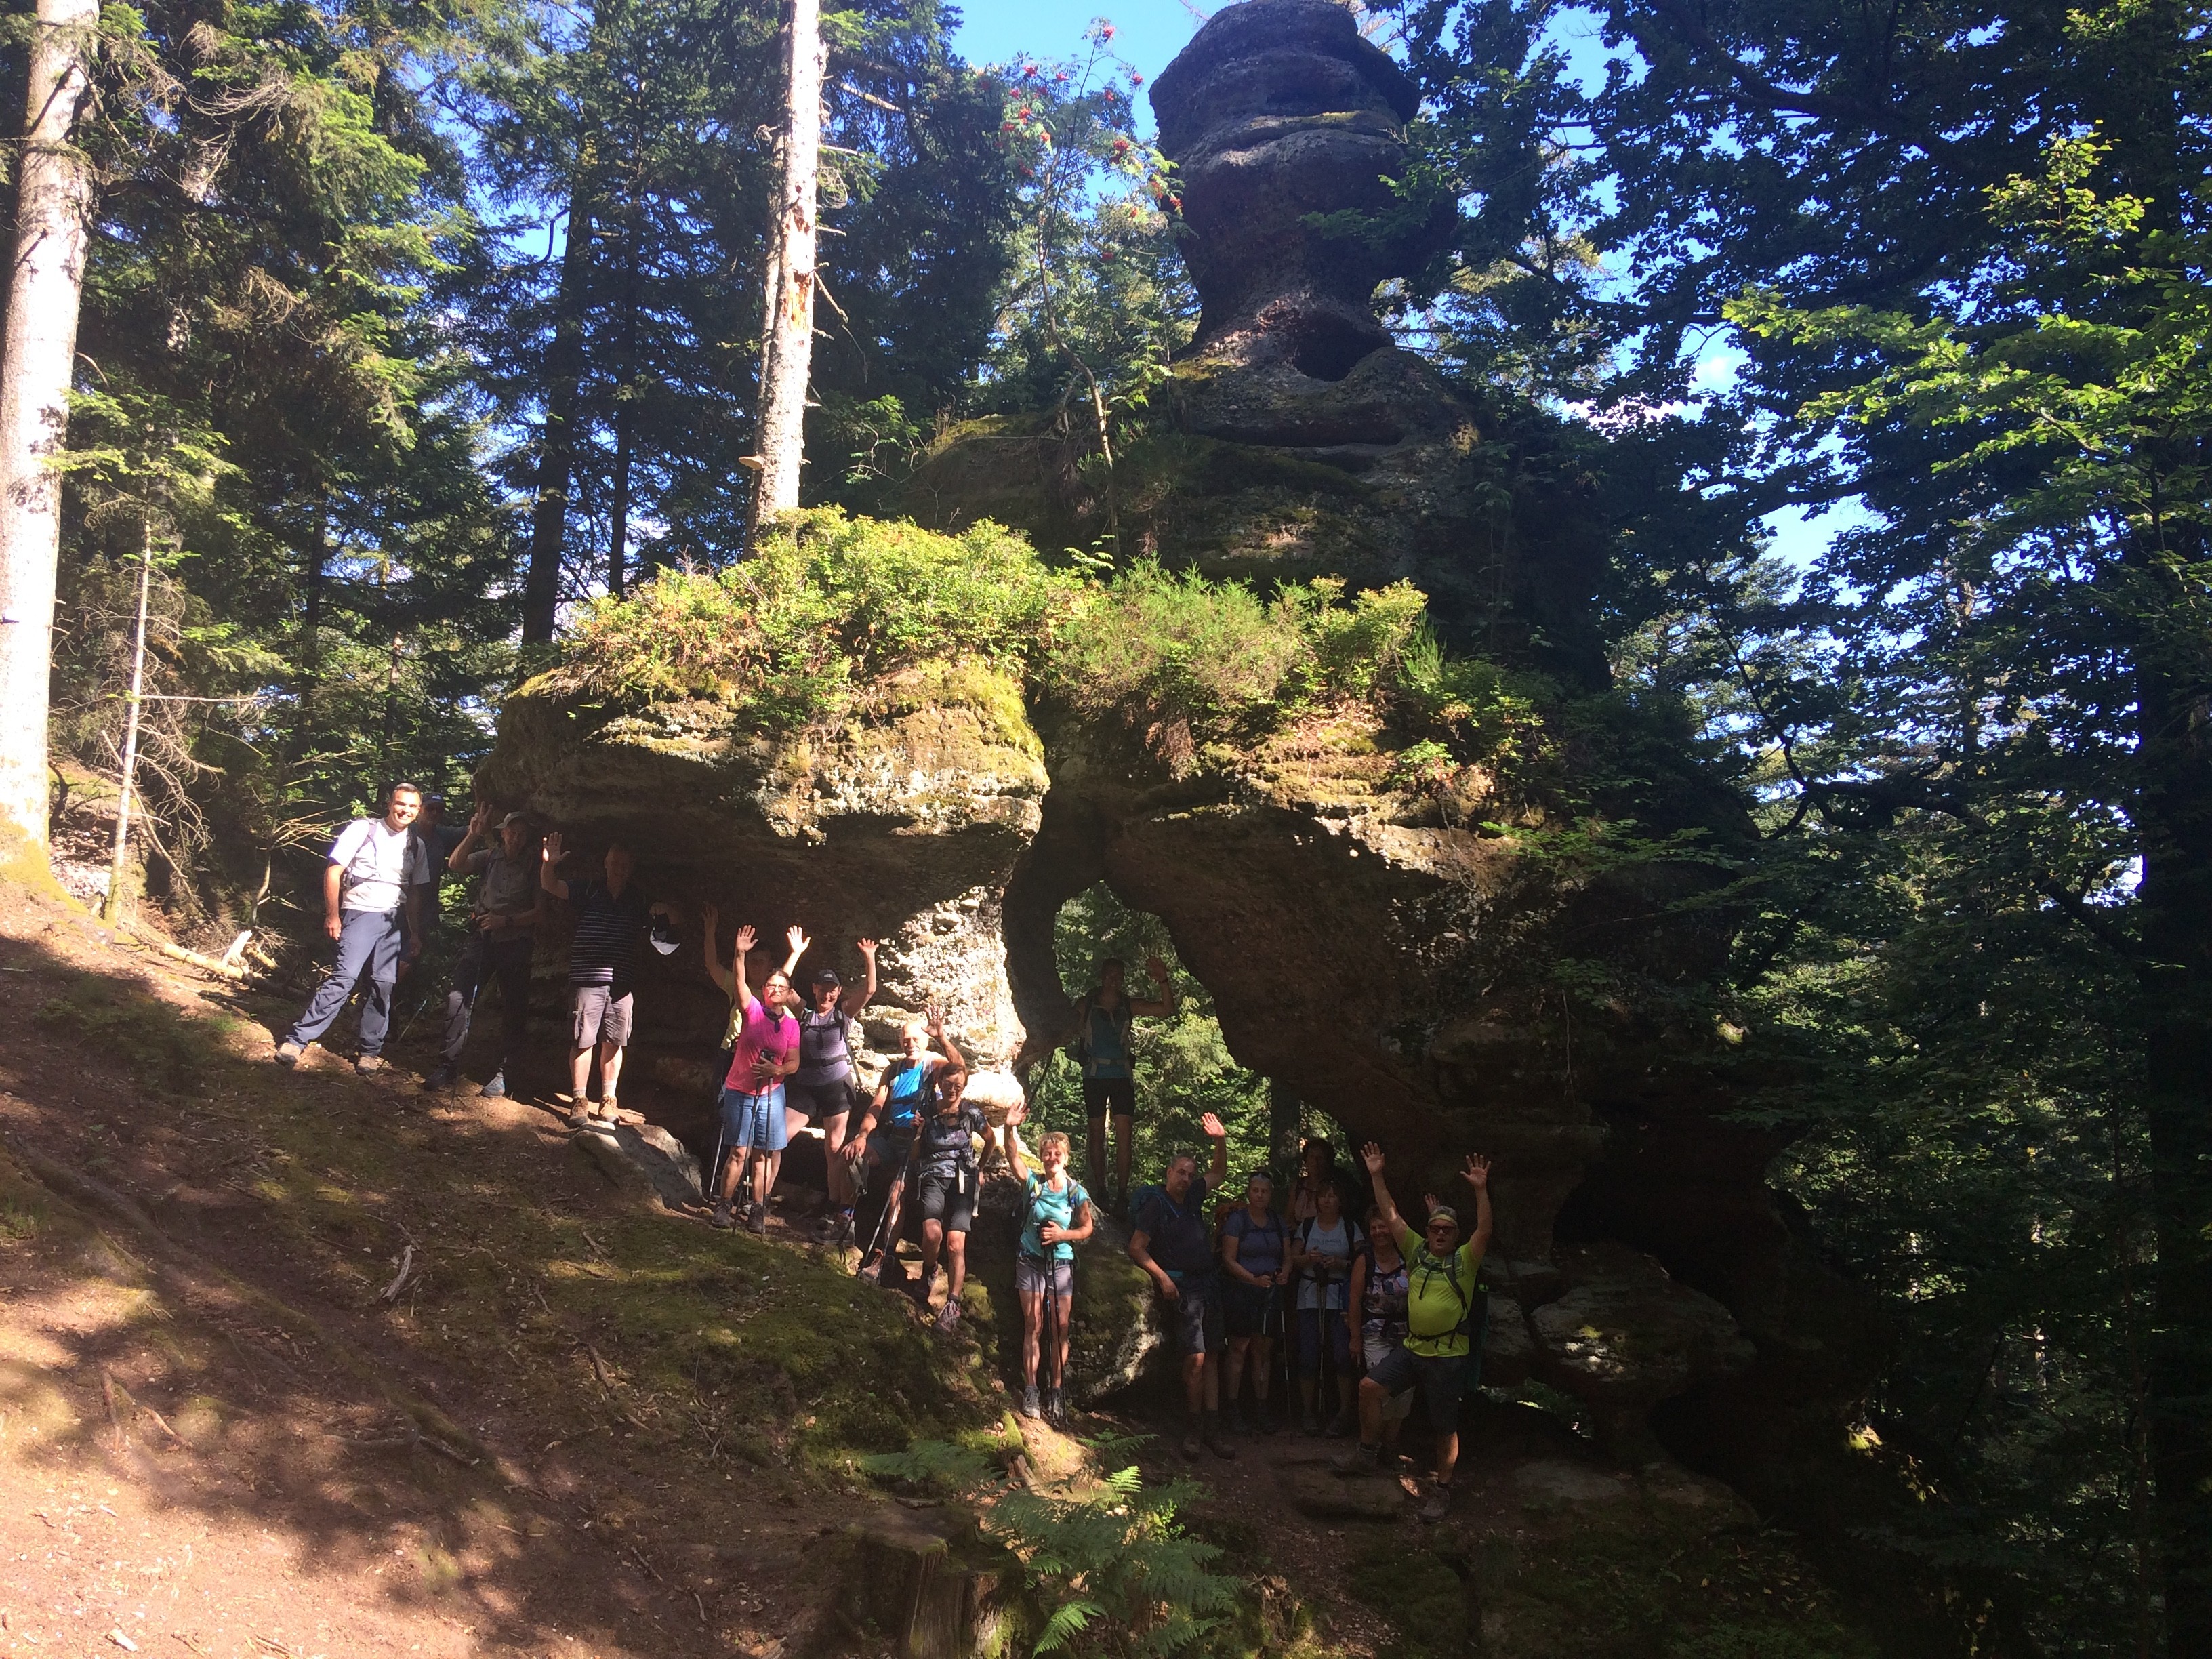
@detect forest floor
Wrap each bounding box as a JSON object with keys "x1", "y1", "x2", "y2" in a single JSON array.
[{"x1": 0, "y1": 872, "x2": 1881, "y2": 1659}]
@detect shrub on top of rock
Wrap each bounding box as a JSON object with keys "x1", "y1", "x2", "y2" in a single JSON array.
[{"x1": 541, "y1": 508, "x2": 1082, "y2": 731}]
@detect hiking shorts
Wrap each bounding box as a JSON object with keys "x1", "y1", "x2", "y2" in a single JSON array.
[
  {"x1": 1224, "y1": 1280, "x2": 1282, "y2": 1340},
  {"x1": 785, "y1": 1078, "x2": 855, "y2": 1124},
  {"x1": 1364, "y1": 1336, "x2": 1416, "y2": 1422},
  {"x1": 1367, "y1": 1344, "x2": 1465, "y2": 1435},
  {"x1": 1015, "y1": 1254, "x2": 1075, "y2": 1300},
  {"x1": 1165, "y1": 1276, "x2": 1224, "y2": 1357},
  {"x1": 1083, "y1": 1077, "x2": 1136, "y2": 1120},
  {"x1": 570, "y1": 983, "x2": 634, "y2": 1048},
  {"x1": 918, "y1": 1170, "x2": 975, "y2": 1234},
  {"x1": 720, "y1": 1086, "x2": 790, "y2": 1153}
]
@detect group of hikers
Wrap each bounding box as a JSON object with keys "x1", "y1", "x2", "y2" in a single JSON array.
[{"x1": 272, "y1": 782, "x2": 1497, "y2": 1520}]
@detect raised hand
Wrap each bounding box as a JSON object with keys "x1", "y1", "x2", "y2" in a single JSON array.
[
  {"x1": 787, "y1": 924, "x2": 810, "y2": 957},
  {"x1": 857, "y1": 937, "x2": 878, "y2": 958},
  {"x1": 1423, "y1": 1193, "x2": 1442, "y2": 1218},
  {"x1": 699, "y1": 901, "x2": 718, "y2": 933},
  {"x1": 1145, "y1": 954, "x2": 1170, "y2": 985},
  {"x1": 924, "y1": 1006, "x2": 945, "y2": 1041},
  {"x1": 1004, "y1": 1099, "x2": 1028, "y2": 1127},
  {"x1": 541, "y1": 830, "x2": 564, "y2": 867},
  {"x1": 1200, "y1": 1111, "x2": 1227, "y2": 1141},
  {"x1": 469, "y1": 802, "x2": 493, "y2": 836},
  {"x1": 1464, "y1": 1153, "x2": 1491, "y2": 1191},
  {"x1": 733, "y1": 924, "x2": 757, "y2": 955},
  {"x1": 1361, "y1": 1141, "x2": 1386, "y2": 1176}
]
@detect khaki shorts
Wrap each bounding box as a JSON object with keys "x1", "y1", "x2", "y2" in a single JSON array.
[{"x1": 570, "y1": 983, "x2": 634, "y2": 1048}]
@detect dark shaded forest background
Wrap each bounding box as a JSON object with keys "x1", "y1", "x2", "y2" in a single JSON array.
[{"x1": 6, "y1": 0, "x2": 2209, "y2": 1652}]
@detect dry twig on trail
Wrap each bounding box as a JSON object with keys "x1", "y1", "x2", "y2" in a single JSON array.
[{"x1": 379, "y1": 1244, "x2": 416, "y2": 1303}]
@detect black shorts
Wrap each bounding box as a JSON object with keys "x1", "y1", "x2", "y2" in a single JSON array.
[
  {"x1": 918, "y1": 1171, "x2": 975, "y2": 1234},
  {"x1": 1223, "y1": 1280, "x2": 1283, "y2": 1339},
  {"x1": 1165, "y1": 1276, "x2": 1224, "y2": 1355},
  {"x1": 786, "y1": 1078, "x2": 854, "y2": 1124},
  {"x1": 1083, "y1": 1076, "x2": 1136, "y2": 1119},
  {"x1": 1366, "y1": 1344, "x2": 1467, "y2": 1434}
]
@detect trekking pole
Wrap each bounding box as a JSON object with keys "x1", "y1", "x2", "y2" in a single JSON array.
[{"x1": 1044, "y1": 1248, "x2": 1064, "y2": 1404}]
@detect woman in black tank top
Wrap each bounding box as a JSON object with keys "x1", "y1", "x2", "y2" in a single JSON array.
[{"x1": 781, "y1": 930, "x2": 876, "y2": 1241}]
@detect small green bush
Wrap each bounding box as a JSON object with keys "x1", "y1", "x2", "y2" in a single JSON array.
[{"x1": 548, "y1": 508, "x2": 1082, "y2": 733}]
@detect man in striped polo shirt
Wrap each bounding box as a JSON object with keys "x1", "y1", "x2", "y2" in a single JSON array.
[{"x1": 539, "y1": 831, "x2": 673, "y2": 1129}]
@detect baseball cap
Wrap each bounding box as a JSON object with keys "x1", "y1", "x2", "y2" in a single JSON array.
[
  {"x1": 811, "y1": 967, "x2": 842, "y2": 987},
  {"x1": 497, "y1": 811, "x2": 528, "y2": 830}
]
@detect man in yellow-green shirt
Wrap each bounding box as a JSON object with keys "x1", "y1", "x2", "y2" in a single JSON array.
[{"x1": 1334, "y1": 1140, "x2": 1492, "y2": 1522}]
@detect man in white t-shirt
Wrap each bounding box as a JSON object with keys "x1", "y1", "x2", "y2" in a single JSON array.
[{"x1": 274, "y1": 783, "x2": 432, "y2": 1073}]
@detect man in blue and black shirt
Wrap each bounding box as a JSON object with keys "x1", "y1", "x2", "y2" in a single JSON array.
[{"x1": 1069, "y1": 955, "x2": 1176, "y2": 1216}]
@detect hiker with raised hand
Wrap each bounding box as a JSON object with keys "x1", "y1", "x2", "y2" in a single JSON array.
[
  {"x1": 703, "y1": 918, "x2": 804, "y2": 1234},
  {"x1": 1347, "y1": 1202, "x2": 1415, "y2": 1461},
  {"x1": 1002, "y1": 1100, "x2": 1093, "y2": 1422},
  {"x1": 912, "y1": 1050, "x2": 987, "y2": 1332},
  {"x1": 848, "y1": 1011, "x2": 964, "y2": 1284},
  {"x1": 539, "y1": 831, "x2": 673, "y2": 1129},
  {"x1": 1127, "y1": 1113, "x2": 1235, "y2": 1462},
  {"x1": 1071, "y1": 954, "x2": 1176, "y2": 1216},
  {"x1": 1334, "y1": 1142, "x2": 1492, "y2": 1523},
  {"x1": 274, "y1": 781, "x2": 432, "y2": 1074},
  {"x1": 783, "y1": 928, "x2": 878, "y2": 1244},
  {"x1": 1288, "y1": 1135, "x2": 1362, "y2": 1225},
  {"x1": 1288, "y1": 1180, "x2": 1364, "y2": 1435},
  {"x1": 426, "y1": 804, "x2": 541, "y2": 1097},
  {"x1": 1219, "y1": 1170, "x2": 1291, "y2": 1435}
]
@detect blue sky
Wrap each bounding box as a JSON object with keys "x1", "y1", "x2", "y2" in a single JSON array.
[{"x1": 948, "y1": 0, "x2": 1872, "y2": 568}]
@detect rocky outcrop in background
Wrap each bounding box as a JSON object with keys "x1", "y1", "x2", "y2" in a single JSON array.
[{"x1": 476, "y1": 0, "x2": 1883, "y2": 1475}]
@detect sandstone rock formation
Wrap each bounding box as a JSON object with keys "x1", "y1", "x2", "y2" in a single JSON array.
[{"x1": 475, "y1": 0, "x2": 1885, "y2": 1467}]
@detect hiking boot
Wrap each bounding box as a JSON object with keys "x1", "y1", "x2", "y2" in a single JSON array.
[
  {"x1": 273, "y1": 1040, "x2": 302, "y2": 1067},
  {"x1": 1418, "y1": 1486, "x2": 1454, "y2": 1524},
  {"x1": 424, "y1": 1063, "x2": 459, "y2": 1090},
  {"x1": 1046, "y1": 1387, "x2": 1067, "y2": 1425},
  {"x1": 748, "y1": 1207, "x2": 769, "y2": 1237},
  {"x1": 355, "y1": 1054, "x2": 387, "y2": 1074},
  {"x1": 934, "y1": 1300, "x2": 961, "y2": 1333},
  {"x1": 1180, "y1": 1429, "x2": 1202, "y2": 1462},
  {"x1": 816, "y1": 1210, "x2": 854, "y2": 1245},
  {"x1": 480, "y1": 1071, "x2": 507, "y2": 1099},
  {"x1": 1019, "y1": 1385, "x2": 1043, "y2": 1420},
  {"x1": 1325, "y1": 1407, "x2": 1353, "y2": 1438},
  {"x1": 710, "y1": 1200, "x2": 735, "y2": 1230},
  {"x1": 1332, "y1": 1441, "x2": 1382, "y2": 1473},
  {"x1": 1206, "y1": 1422, "x2": 1238, "y2": 1461}
]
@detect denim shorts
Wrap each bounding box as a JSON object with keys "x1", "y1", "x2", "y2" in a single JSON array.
[
  {"x1": 720, "y1": 1085, "x2": 789, "y2": 1153},
  {"x1": 1015, "y1": 1254, "x2": 1075, "y2": 1300}
]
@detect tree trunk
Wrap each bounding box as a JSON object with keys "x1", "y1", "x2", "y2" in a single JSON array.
[
  {"x1": 608, "y1": 399, "x2": 632, "y2": 598},
  {"x1": 101, "y1": 520, "x2": 153, "y2": 922},
  {"x1": 2135, "y1": 655, "x2": 2212, "y2": 1656},
  {"x1": 608, "y1": 206, "x2": 638, "y2": 598},
  {"x1": 523, "y1": 183, "x2": 594, "y2": 643},
  {"x1": 748, "y1": 0, "x2": 823, "y2": 526},
  {"x1": 0, "y1": 0, "x2": 100, "y2": 848}
]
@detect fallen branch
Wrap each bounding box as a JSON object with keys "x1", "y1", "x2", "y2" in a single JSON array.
[
  {"x1": 379, "y1": 1244, "x2": 416, "y2": 1303},
  {"x1": 114, "y1": 918, "x2": 251, "y2": 982}
]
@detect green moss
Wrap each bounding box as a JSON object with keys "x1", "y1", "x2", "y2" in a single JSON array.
[
  {"x1": 34, "y1": 970, "x2": 239, "y2": 1092},
  {"x1": 0, "y1": 821, "x2": 68, "y2": 904}
]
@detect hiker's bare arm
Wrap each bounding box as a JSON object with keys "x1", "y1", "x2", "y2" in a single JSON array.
[
  {"x1": 1348, "y1": 1247, "x2": 1368, "y2": 1319},
  {"x1": 781, "y1": 926, "x2": 807, "y2": 981},
  {"x1": 1361, "y1": 1143, "x2": 1402, "y2": 1240},
  {"x1": 699, "y1": 903, "x2": 733, "y2": 994},
  {"x1": 1465, "y1": 1153, "x2": 1494, "y2": 1258},
  {"x1": 538, "y1": 832, "x2": 570, "y2": 901},
  {"x1": 731, "y1": 924, "x2": 757, "y2": 1007},
  {"x1": 449, "y1": 803, "x2": 489, "y2": 874},
  {"x1": 1128, "y1": 1226, "x2": 1177, "y2": 1298},
  {"x1": 1057, "y1": 1194, "x2": 1094, "y2": 1248},
  {"x1": 1126, "y1": 954, "x2": 1177, "y2": 1018},
  {"x1": 843, "y1": 939, "x2": 878, "y2": 1017},
  {"x1": 321, "y1": 863, "x2": 343, "y2": 940},
  {"x1": 1203, "y1": 1113, "x2": 1228, "y2": 1186},
  {"x1": 926, "y1": 1008, "x2": 964, "y2": 1073},
  {"x1": 1001, "y1": 1100, "x2": 1030, "y2": 1177},
  {"x1": 1221, "y1": 1227, "x2": 1252, "y2": 1284}
]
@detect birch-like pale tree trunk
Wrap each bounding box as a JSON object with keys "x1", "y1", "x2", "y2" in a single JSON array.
[
  {"x1": 748, "y1": 0, "x2": 823, "y2": 524},
  {"x1": 101, "y1": 520, "x2": 152, "y2": 922},
  {"x1": 0, "y1": 0, "x2": 100, "y2": 851}
]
